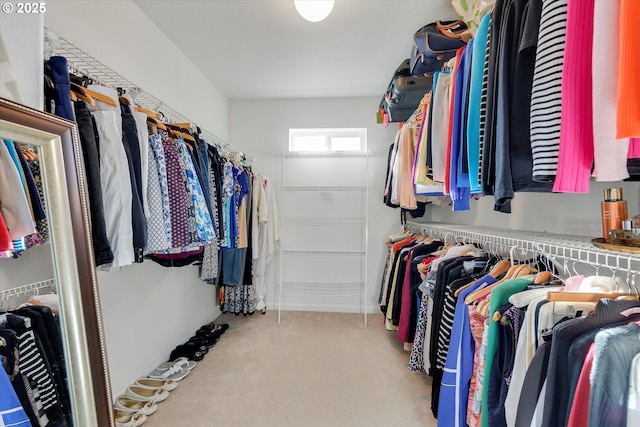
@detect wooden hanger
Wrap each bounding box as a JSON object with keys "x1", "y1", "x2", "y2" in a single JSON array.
[
  {"x1": 465, "y1": 262, "x2": 522, "y2": 304},
  {"x1": 146, "y1": 117, "x2": 167, "y2": 131},
  {"x1": 20, "y1": 148, "x2": 39, "y2": 161},
  {"x1": 168, "y1": 129, "x2": 195, "y2": 143},
  {"x1": 82, "y1": 86, "x2": 117, "y2": 107},
  {"x1": 454, "y1": 259, "x2": 512, "y2": 298},
  {"x1": 546, "y1": 291, "x2": 639, "y2": 303},
  {"x1": 171, "y1": 122, "x2": 194, "y2": 130},
  {"x1": 135, "y1": 107, "x2": 161, "y2": 119},
  {"x1": 533, "y1": 271, "x2": 554, "y2": 285},
  {"x1": 118, "y1": 96, "x2": 130, "y2": 105},
  {"x1": 166, "y1": 124, "x2": 196, "y2": 142},
  {"x1": 70, "y1": 83, "x2": 96, "y2": 106},
  {"x1": 465, "y1": 264, "x2": 537, "y2": 305}
]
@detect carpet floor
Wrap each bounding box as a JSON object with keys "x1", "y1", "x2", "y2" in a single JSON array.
[{"x1": 140, "y1": 311, "x2": 438, "y2": 427}]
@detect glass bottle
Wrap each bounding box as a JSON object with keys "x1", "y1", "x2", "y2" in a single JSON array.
[{"x1": 601, "y1": 188, "x2": 628, "y2": 240}]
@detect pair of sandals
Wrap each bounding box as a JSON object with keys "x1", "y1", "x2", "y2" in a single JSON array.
[
  {"x1": 169, "y1": 323, "x2": 229, "y2": 361},
  {"x1": 148, "y1": 357, "x2": 196, "y2": 381}
]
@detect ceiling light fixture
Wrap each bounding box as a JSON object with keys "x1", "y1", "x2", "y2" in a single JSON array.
[{"x1": 294, "y1": 0, "x2": 334, "y2": 23}]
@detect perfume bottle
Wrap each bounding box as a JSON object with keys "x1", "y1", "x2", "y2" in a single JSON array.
[{"x1": 602, "y1": 188, "x2": 628, "y2": 240}]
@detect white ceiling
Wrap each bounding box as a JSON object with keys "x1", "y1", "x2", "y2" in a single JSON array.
[{"x1": 133, "y1": 0, "x2": 457, "y2": 100}]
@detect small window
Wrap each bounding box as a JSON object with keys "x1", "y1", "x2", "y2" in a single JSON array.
[
  {"x1": 330, "y1": 136, "x2": 361, "y2": 151},
  {"x1": 289, "y1": 128, "x2": 366, "y2": 153}
]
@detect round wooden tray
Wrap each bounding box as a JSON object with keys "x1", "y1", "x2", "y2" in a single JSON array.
[{"x1": 591, "y1": 238, "x2": 640, "y2": 254}]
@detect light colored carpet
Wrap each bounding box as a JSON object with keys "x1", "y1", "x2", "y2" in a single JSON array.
[{"x1": 141, "y1": 311, "x2": 438, "y2": 427}]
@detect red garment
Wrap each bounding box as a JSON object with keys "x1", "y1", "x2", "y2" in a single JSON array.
[
  {"x1": 392, "y1": 237, "x2": 415, "y2": 254},
  {"x1": 0, "y1": 211, "x2": 12, "y2": 252},
  {"x1": 397, "y1": 255, "x2": 437, "y2": 343},
  {"x1": 567, "y1": 343, "x2": 595, "y2": 427},
  {"x1": 616, "y1": 0, "x2": 640, "y2": 138},
  {"x1": 444, "y1": 47, "x2": 465, "y2": 195}
]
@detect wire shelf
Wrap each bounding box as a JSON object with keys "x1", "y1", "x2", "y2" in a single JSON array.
[
  {"x1": 44, "y1": 27, "x2": 232, "y2": 149},
  {"x1": 405, "y1": 221, "x2": 640, "y2": 276}
]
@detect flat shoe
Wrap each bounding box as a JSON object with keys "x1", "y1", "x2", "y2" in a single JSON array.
[
  {"x1": 197, "y1": 323, "x2": 227, "y2": 338},
  {"x1": 125, "y1": 384, "x2": 169, "y2": 402},
  {"x1": 170, "y1": 345, "x2": 205, "y2": 362},
  {"x1": 155, "y1": 357, "x2": 196, "y2": 372},
  {"x1": 148, "y1": 364, "x2": 189, "y2": 381},
  {"x1": 114, "y1": 396, "x2": 157, "y2": 416},
  {"x1": 135, "y1": 377, "x2": 178, "y2": 391},
  {"x1": 186, "y1": 335, "x2": 217, "y2": 349},
  {"x1": 114, "y1": 408, "x2": 146, "y2": 427}
]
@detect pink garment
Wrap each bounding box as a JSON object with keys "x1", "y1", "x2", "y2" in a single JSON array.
[
  {"x1": 397, "y1": 255, "x2": 436, "y2": 343},
  {"x1": 552, "y1": 0, "x2": 595, "y2": 193},
  {"x1": 629, "y1": 138, "x2": 640, "y2": 158},
  {"x1": 0, "y1": 211, "x2": 12, "y2": 252},
  {"x1": 397, "y1": 248, "x2": 416, "y2": 343},
  {"x1": 467, "y1": 306, "x2": 487, "y2": 427},
  {"x1": 563, "y1": 275, "x2": 586, "y2": 292}
]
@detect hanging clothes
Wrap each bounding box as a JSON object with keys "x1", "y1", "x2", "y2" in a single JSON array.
[{"x1": 591, "y1": 0, "x2": 630, "y2": 181}]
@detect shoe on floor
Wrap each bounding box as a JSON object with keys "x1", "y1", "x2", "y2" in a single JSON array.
[
  {"x1": 125, "y1": 384, "x2": 170, "y2": 402},
  {"x1": 114, "y1": 396, "x2": 157, "y2": 416},
  {"x1": 114, "y1": 408, "x2": 146, "y2": 427},
  {"x1": 155, "y1": 357, "x2": 196, "y2": 372},
  {"x1": 135, "y1": 377, "x2": 178, "y2": 391},
  {"x1": 169, "y1": 344, "x2": 206, "y2": 362}
]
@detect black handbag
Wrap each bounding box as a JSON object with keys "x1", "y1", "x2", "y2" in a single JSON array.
[
  {"x1": 410, "y1": 20, "x2": 471, "y2": 77},
  {"x1": 380, "y1": 59, "x2": 433, "y2": 123}
]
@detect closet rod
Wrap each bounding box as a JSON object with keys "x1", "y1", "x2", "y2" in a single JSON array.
[
  {"x1": 43, "y1": 27, "x2": 244, "y2": 155},
  {"x1": 405, "y1": 222, "x2": 640, "y2": 276},
  {"x1": 0, "y1": 278, "x2": 57, "y2": 298}
]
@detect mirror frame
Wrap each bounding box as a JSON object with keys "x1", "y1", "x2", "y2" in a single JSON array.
[{"x1": 0, "y1": 97, "x2": 113, "y2": 426}]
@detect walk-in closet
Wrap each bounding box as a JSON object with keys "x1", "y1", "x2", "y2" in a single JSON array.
[{"x1": 1, "y1": 1, "x2": 639, "y2": 426}]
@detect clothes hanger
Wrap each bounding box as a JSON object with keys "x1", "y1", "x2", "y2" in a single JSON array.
[
  {"x1": 146, "y1": 117, "x2": 167, "y2": 131},
  {"x1": 454, "y1": 258, "x2": 512, "y2": 297},
  {"x1": 546, "y1": 291, "x2": 639, "y2": 303},
  {"x1": 70, "y1": 83, "x2": 96, "y2": 106},
  {"x1": 166, "y1": 124, "x2": 196, "y2": 142},
  {"x1": 81, "y1": 86, "x2": 117, "y2": 107},
  {"x1": 135, "y1": 107, "x2": 161, "y2": 119},
  {"x1": 464, "y1": 261, "x2": 522, "y2": 304}
]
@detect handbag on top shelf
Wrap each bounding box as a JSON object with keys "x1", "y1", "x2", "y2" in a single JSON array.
[{"x1": 410, "y1": 20, "x2": 471, "y2": 77}]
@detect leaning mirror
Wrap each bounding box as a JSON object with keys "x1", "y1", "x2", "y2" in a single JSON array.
[{"x1": 0, "y1": 97, "x2": 113, "y2": 426}]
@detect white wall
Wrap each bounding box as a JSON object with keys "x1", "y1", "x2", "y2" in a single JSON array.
[
  {"x1": 229, "y1": 97, "x2": 400, "y2": 314},
  {"x1": 1, "y1": 0, "x2": 231, "y2": 399},
  {"x1": 0, "y1": 11, "x2": 43, "y2": 108}
]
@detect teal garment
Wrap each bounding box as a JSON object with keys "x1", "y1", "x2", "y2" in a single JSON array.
[
  {"x1": 2, "y1": 139, "x2": 26, "y2": 191},
  {"x1": 481, "y1": 277, "x2": 533, "y2": 427},
  {"x1": 466, "y1": 13, "x2": 491, "y2": 194}
]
